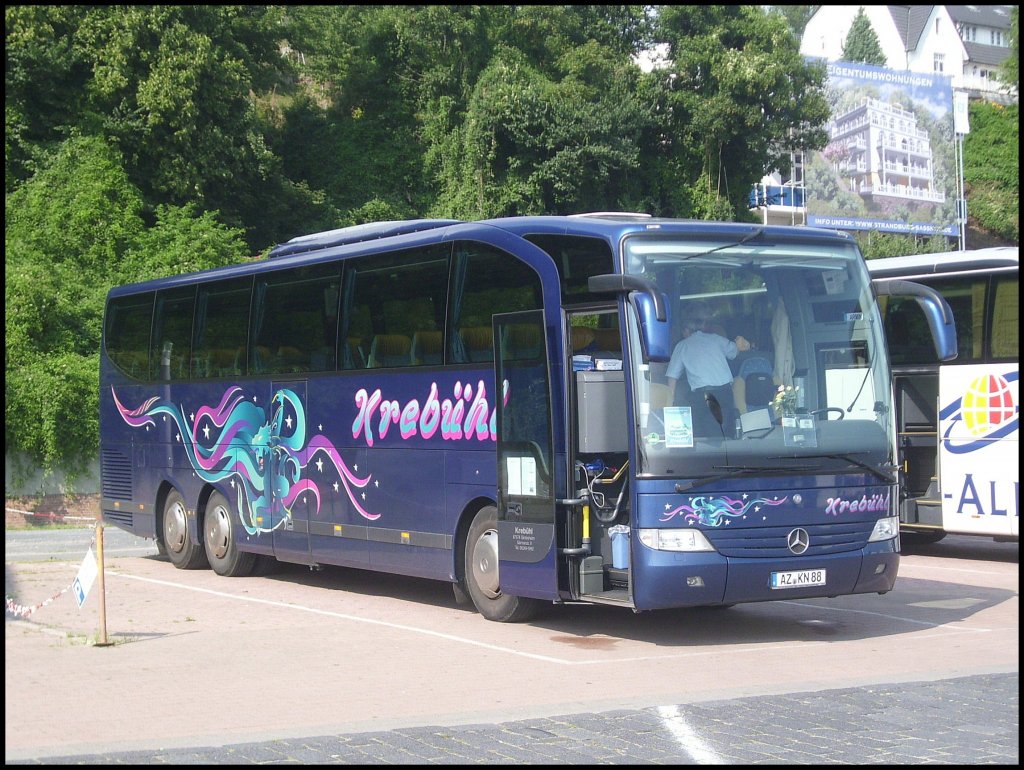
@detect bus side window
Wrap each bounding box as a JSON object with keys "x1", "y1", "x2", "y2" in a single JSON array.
[
  {"x1": 251, "y1": 265, "x2": 341, "y2": 376},
  {"x1": 150, "y1": 287, "x2": 195, "y2": 380},
  {"x1": 450, "y1": 242, "x2": 543, "y2": 364},
  {"x1": 105, "y1": 293, "x2": 154, "y2": 379},
  {"x1": 991, "y1": 276, "x2": 1019, "y2": 359},
  {"x1": 367, "y1": 334, "x2": 412, "y2": 368},
  {"x1": 461, "y1": 326, "x2": 494, "y2": 362},
  {"x1": 343, "y1": 244, "x2": 451, "y2": 370},
  {"x1": 411, "y1": 330, "x2": 444, "y2": 365}
]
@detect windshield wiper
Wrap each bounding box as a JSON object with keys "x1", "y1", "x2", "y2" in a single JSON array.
[
  {"x1": 770, "y1": 452, "x2": 897, "y2": 484},
  {"x1": 676, "y1": 463, "x2": 818, "y2": 493},
  {"x1": 683, "y1": 226, "x2": 765, "y2": 261}
]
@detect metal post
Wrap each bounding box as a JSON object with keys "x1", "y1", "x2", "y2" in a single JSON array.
[
  {"x1": 958, "y1": 133, "x2": 967, "y2": 251},
  {"x1": 94, "y1": 519, "x2": 112, "y2": 647}
]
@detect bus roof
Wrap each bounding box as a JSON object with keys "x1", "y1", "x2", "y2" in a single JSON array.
[
  {"x1": 268, "y1": 214, "x2": 853, "y2": 258},
  {"x1": 110, "y1": 214, "x2": 857, "y2": 297},
  {"x1": 268, "y1": 219, "x2": 462, "y2": 258},
  {"x1": 866, "y1": 246, "x2": 1018, "y2": 279}
]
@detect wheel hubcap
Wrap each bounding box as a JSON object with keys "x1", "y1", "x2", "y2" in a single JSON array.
[
  {"x1": 471, "y1": 528, "x2": 500, "y2": 599},
  {"x1": 207, "y1": 503, "x2": 231, "y2": 560},
  {"x1": 165, "y1": 500, "x2": 187, "y2": 554}
]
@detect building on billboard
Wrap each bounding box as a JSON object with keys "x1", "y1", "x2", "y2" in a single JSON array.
[
  {"x1": 751, "y1": 5, "x2": 1015, "y2": 232},
  {"x1": 826, "y1": 97, "x2": 945, "y2": 206},
  {"x1": 753, "y1": 61, "x2": 958, "y2": 236}
]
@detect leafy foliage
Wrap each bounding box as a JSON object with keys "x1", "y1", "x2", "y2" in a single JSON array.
[
  {"x1": 963, "y1": 101, "x2": 1019, "y2": 243},
  {"x1": 1001, "y1": 7, "x2": 1018, "y2": 89},
  {"x1": 857, "y1": 233, "x2": 951, "y2": 260},
  {"x1": 4, "y1": 5, "x2": 1018, "y2": 480},
  {"x1": 654, "y1": 6, "x2": 830, "y2": 219},
  {"x1": 5, "y1": 135, "x2": 249, "y2": 481},
  {"x1": 767, "y1": 6, "x2": 819, "y2": 39}
]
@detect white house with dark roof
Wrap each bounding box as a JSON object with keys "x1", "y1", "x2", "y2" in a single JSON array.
[{"x1": 801, "y1": 5, "x2": 1016, "y2": 101}]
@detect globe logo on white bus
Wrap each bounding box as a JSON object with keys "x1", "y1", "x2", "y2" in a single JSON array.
[{"x1": 942, "y1": 371, "x2": 1019, "y2": 454}]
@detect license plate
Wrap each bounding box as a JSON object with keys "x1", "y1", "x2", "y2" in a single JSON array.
[{"x1": 771, "y1": 569, "x2": 826, "y2": 589}]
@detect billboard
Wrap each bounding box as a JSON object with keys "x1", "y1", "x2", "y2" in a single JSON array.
[{"x1": 806, "y1": 61, "x2": 958, "y2": 237}]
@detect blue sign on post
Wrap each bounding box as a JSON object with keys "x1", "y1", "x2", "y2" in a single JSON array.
[
  {"x1": 73, "y1": 548, "x2": 98, "y2": 610},
  {"x1": 73, "y1": 578, "x2": 86, "y2": 608}
]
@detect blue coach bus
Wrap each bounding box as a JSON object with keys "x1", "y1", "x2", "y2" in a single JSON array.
[{"x1": 100, "y1": 215, "x2": 957, "y2": 621}]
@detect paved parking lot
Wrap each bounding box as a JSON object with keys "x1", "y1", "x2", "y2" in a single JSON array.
[{"x1": 5, "y1": 529, "x2": 1018, "y2": 764}]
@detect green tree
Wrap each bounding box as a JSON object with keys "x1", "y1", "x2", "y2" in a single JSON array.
[
  {"x1": 858, "y1": 232, "x2": 951, "y2": 260},
  {"x1": 653, "y1": 6, "x2": 830, "y2": 219},
  {"x1": 964, "y1": 100, "x2": 1019, "y2": 243},
  {"x1": 281, "y1": 6, "x2": 654, "y2": 221},
  {"x1": 841, "y1": 8, "x2": 887, "y2": 66},
  {"x1": 5, "y1": 135, "x2": 248, "y2": 481},
  {"x1": 6, "y1": 5, "x2": 300, "y2": 251}
]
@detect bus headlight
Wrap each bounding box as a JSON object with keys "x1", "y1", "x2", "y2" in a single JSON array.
[
  {"x1": 868, "y1": 516, "x2": 900, "y2": 542},
  {"x1": 638, "y1": 528, "x2": 716, "y2": 552}
]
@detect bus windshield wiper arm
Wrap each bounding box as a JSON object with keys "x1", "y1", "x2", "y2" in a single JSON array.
[
  {"x1": 684, "y1": 226, "x2": 765, "y2": 261},
  {"x1": 675, "y1": 463, "x2": 818, "y2": 493},
  {"x1": 770, "y1": 453, "x2": 897, "y2": 484}
]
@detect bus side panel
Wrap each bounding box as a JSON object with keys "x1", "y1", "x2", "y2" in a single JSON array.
[
  {"x1": 100, "y1": 381, "x2": 158, "y2": 540},
  {"x1": 362, "y1": 447, "x2": 447, "y2": 578},
  {"x1": 938, "y1": 364, "x2": 1019, "y2": 537},
  {"x1": 444, "y1": 448, "x2": 499, "y2": 580}
]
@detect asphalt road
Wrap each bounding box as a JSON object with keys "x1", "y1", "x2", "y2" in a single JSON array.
[{"x1": 5, "y1": 528, "x2": 1018, "y2": 764}]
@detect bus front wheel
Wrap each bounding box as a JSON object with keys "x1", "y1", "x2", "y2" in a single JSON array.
[
  {"x1": 464, "y1": 505, "x2": 539, "y2": 623},
  {"x1": 204, "y1": 490, "x2": 256, "y2": 577},
  {"x1": 162, "y1": 489, "x2": 208, "y2": 569}
]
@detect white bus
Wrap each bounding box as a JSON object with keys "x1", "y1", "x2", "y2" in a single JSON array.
[{"x1": 869, "y1": 247, "x2": 1018, "y2": 543}]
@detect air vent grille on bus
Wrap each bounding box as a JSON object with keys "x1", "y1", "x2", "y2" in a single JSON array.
[
  {"x1": 103, "y1": 509, "x2": 134, "y2": 528},
  {"x1": 101, "y1": 449, "x2": 133, "y2": 500},
  {"x1": 706, "y1": 521, "x2": 873, "y2": 558}
]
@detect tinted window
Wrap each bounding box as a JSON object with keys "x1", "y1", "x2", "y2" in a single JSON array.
[
  {"x1": 450, "y1": 243, "x2": 543, "y2": 364},
  {"x1": 251, "y1": 264, "x2": 341, "y2": 375},
  {"x1": 525, "y1": 234, "x2": 613, "y2": 305},
  {"x1": 884, "y1": 276, "x2": 988, "y2": 365},
  {"x1": 343, "y1": 244, "x2": 451, "y2": 369},
  {"x1": 151, "y1": 286, "x2": 196, "y2": 380},
  {"x1": 990, "y1": 275, "x2": 1018, "y2": 360},
  {"x1": 193, "y1": 278, "x2": 252, "y2": 378},
  {"x1": 104, "y1": 293, "x2": 154, "y2": 379}
]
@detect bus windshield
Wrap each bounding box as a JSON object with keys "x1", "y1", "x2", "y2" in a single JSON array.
[{"x1": 624, "y1": 236, "x2": 894, "y2": 481}]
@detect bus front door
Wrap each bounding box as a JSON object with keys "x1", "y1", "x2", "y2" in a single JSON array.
[
  {"x1": 270, "y1": 380, "x2": 314, "y2": 564},
  {"x1": 492, "y1": 311, "x2": 560, "y2": 601}
]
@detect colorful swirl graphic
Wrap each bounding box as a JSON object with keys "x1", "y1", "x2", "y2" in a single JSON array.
[
  {"x1": 661, "y1": 494, "x2": 788, "y2": 527},
  {"x1": 112, "y1": 386, "x2": 378, "y2": 535}
]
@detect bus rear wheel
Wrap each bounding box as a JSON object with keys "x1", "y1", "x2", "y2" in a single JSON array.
[
  {"x1": 464, "y1": 505, "x2": 539, "y2": 623},
  {"x1": 162, "y1": 489, "x2": 208, "y2": 569},
  {"x1": 204, "y1": 490, "x2": 256, "y2": 577}
]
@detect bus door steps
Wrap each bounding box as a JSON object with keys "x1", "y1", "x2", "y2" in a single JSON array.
[
  {"x1": 581, "y1": 589, "x2": 631, "y2": 604},
  {"x1": 606, "y1": 566, "x2": 628, "y2": 589}
]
